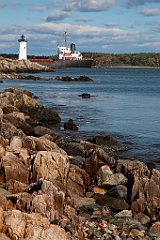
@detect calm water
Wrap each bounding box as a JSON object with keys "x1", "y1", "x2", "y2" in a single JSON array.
[{"x1": 1, "y1": 67, "x2": 160, "y2": 169}]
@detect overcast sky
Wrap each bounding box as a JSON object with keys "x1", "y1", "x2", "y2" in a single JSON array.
[{"x1": 0, "y1": 0, "x2": 160, "y2": 56}]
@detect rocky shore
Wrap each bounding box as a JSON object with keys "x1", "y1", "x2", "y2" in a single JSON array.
[
  {"x1": 0, "y1": 57, "x2": 54, "y2": 79},
  {"x1": 0, "y1": 86, "x2": 160, "y2": 240}
]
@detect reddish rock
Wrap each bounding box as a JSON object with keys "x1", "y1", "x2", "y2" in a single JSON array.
[
  {"x1": 149, "y1": 221, "x2": 160, "y2": 233},
  {"x1": 131, "y1": 194, "x2": 146, "y2": 214},
  {"x1": 129, "y1": 228, "x2": 145, "y2": 238},
  {"x1": 2, "y1": 210, "x2": 67, "y2": 240},
  {"x1": 3, "y1": 113, "x2": 34, "y2": 135},
  {"x1": 32, "y1": 150, "x2": 70, "y2": 192},
  {"x1": 1, "y1": 152, "x2": 29, "y2": 184},
  {"x1": 116, "y1": 159, "x2": 149, "y2": 178},
  {"x1": 22, "y1": 135, "x2": 60, "y2": 152},
  {"x1": 66, "y1": 165, "x2": 89, "y2": 197},
  {"x1": 6, "y1": 180, "x2": 29, "y2": 194}
]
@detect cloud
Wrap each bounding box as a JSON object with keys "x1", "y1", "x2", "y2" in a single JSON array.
[
  {"x1": 139, "y1": 8, "x2": 160, "y2": 16},
  {"x1": 75, "y1": 18, "x2": 92, "y2": 23},
  {"x1": 104, "y1": 22, "x2": 119, "y2": 27},
  {"x1": 31, "y1": 6, "x2": 46, "y2": 12},
  {"x1": 122, "y1": 0, "x2": 160, "y2": 7},
  {"x1": 64, "y1": 0, "x2": 115, "y2": 12},
  {"x1": 46, "y1": 10, "x2": 72, "y2": 22}
]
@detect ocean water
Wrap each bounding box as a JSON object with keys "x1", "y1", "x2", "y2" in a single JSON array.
[{"x1": 1, "y1": 67, "x2": 160, "y2": 169}]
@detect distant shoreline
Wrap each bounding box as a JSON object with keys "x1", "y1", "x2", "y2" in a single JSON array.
[{"x1": 93, "y1": 65, "x2": 160, "y2": 69}]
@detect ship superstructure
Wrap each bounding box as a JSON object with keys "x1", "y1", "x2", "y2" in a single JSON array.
[{"x1": 57, "y1": 32, "x2": 83, "y2": 60}]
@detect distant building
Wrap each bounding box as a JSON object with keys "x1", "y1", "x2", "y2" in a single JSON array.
[{"x1": 18, "y1": 35, "x2": 27, "y2": 60}]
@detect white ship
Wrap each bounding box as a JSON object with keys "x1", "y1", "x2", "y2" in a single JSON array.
[{"x1": 55, "y1": 32, "x2": 93, "y2": 68}]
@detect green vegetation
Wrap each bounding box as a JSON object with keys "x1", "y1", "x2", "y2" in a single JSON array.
[{"x1": 90, "y1": 52, "x2": 160, "y2": 67}]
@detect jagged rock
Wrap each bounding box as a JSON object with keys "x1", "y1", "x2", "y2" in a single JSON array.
[
  {"x1": 149, "y1": 221, "x2": 160, "y2": 235},
  {"x1": 1, "y1": 119, "x2": 26, "y2": 140},
  {"x1": 0, "y1": 136, "x2": 9, "y2": 147},
  {"x1": 116, "y1": 159, "x2": 150, "y2": 178},
  {"x1": 0, "y1": 145, "x2": 5, "y2": 159},
  {"x1": 1, "y1": 210, "x2": 67, "y2": 240},
  {"x1": 2, "y1": 88, "x2": 39, "y2": 114},
  {"x1": 109, "y1": 216, "x2": 143, "y2": 231},
  {"x1": 83, "y1": 147, "x2": 116, "y2": 181},
  {"x1": 34, "y1": 127, "x2": 65, "y2": 146},
  {"x1": 32, "y1": 150, "x2": 70, "y2": 192},
  {"x1": 0, "y1": 58, "x2": 52, "y2": 75},
  {"x1": 64, "y1": 119, "x2": 78, "y2": 130},
  {"x1": 8, "y1": 180, "x2": 66, "y2": 221},
  {"x1": 9, "y1": 136, "x2": 23, "y2": 149},
  {"x1": 3, "y1": 113, "x2": 34, "y2": 135},
  {"x1": 114, "y1": 210, "x2": 132, "y2": 218},
  {"x1": 94, "y1": 194, "x2": 129, "y2": 211},
  {"x1": 66, "y1": 164, "x2": 89, "y2": 197},
  {"x1": 134, "y1": 212, "x2": 151, "y2": 225},
  {"x1": 55, "y1": 75, "x2": 92, "y2": 82},
  {"x1": 22, "y1": 135, "x2": 60, "y2": 152},
  {"x1": 0, "y1": 107, "x2": 3, "y2": 119},
  {"x1": 67, "y1": 197, "x2": 96, "y2": 210},
  {"x1": 29, "y1": 106, "x2": 61, "y2": 125},
  {"x1": 6, "y1": 180, "x2": 29, "y2": 194},
  {"x1": 63, "y1": 141, "x2": 85, "y2": 157},
  {"x1": 0, "y1": 195, "x2": 14, "y2": 211},
  {"x1": 96, "y1": 172, "x2": 127, "y2": 188},
  {"x1": 0, "y1": 151, "x2": 29, "y2": 184},
  {"x1": 129, "y1": 229, "x2": 145, "y2": 239},
  {"x1": 0, "y1": 233, "x2": 11, "y2": 239},
  {"x1": 131, "y1": 174, "x2": 160, "y2": 219},
  {"x1": 106, "y1": 185, "x2": 128, "y2": 199}
]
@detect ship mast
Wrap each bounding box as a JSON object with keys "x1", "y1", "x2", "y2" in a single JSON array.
[{"x1": 64, "y1": 31, "x2": 67, "y2": 47}]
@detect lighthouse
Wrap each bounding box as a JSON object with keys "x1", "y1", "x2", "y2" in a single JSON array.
[{"x1": 18, "y1": 35, "x2": 27, "y2": 60}]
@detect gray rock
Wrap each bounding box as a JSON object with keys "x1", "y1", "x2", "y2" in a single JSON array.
[
  {"x1": 94, "y1": 194, "x2": 129, "y2": 211},
  {"x1": 97, "y1": 173, "x2": 127, "y2": 188},
  {"x1": 106, "y1": 185, "x2": 128, "y2": 199}
]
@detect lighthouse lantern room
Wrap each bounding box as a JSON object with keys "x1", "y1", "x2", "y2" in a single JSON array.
[{"x1": 18, "y1": 35, "x2": 27, "y2": 60}]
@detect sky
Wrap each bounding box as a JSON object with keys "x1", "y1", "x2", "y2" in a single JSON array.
[{"x1": 0, "y1": 0, "x2": 160, "y2": 56}]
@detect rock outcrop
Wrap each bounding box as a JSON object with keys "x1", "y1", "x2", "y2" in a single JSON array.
[
  {"x1": 0, "y1": 57, "x2": 53, "y2": 78},
  {"x1": 0, "y1": 87, "x2": 160, "y2": 239}
]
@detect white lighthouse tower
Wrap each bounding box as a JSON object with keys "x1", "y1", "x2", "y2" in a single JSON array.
[{"x1": 18, "y1": 35, "x2": 27, "y2": 60}]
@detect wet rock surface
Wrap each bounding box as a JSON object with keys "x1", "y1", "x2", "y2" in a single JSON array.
[
  {"x1": 55, "y1": 75, "x2": 92, "y2": 81},
  {"x1": 0, "y1": 87, "x2": 160, "y2": 239}
]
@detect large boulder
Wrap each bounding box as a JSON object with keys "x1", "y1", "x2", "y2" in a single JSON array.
[
  {"x1": 29, "y1": 106, "x2": 61, "y2": 125},
  {"x1": 2, "y1": 88, "x2": 39, "y2": 114},
  {"x1": 0, "y1": 151, "x2": 29, "y2": 184},
  {"x1": 32, "y1": 150, "x2": 70, "y2": 192},
  {"x1": 131, "y1": 169, "x2": 160, "y2": 220},
  {"x1": 1, "y1": 120, "x2": 26, "y2": 140},
  {"x1": 3, "y1": 113, "x2": 34, "y2": 135},
  {"x1": 116, "y1": 159, "x2": 149, "y2": 178},
  {"x1": 1, "y1": 210, "x2": 67, "y2": 240}
]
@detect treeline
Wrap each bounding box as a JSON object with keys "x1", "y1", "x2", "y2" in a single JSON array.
[{"x1": 83, "y1": 52, "x2": 160, "y2": 67}]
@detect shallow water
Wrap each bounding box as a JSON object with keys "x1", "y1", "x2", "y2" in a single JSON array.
[{"x1": 1, "y1": 67, "x2": 160, "y2": 169}]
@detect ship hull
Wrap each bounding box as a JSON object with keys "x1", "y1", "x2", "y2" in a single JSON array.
[
  {"x1": 53, "y1": 59, "x2": 93, "y2": 68},
  {"x1": 30, "y1": 59, "x2": 93, "y2": 68}
]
